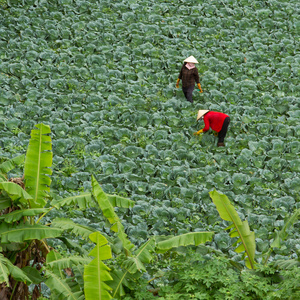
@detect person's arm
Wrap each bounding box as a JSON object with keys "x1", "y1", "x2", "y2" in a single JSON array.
[
  {"x1": 202, "y1": 116, "x2": 210, "y2": 132},
  {"x1": 194, "y1": 69, "x2": 203, "y2": 93},
  {"x1": 194, "y1": 68, "x2": 200, "y2": 84},
  {"x1": 176, "y1": 66, "x2": 183, "y2": 88},
  {"x1": 178, "y1": 65, "x2": 183, "y2": 80},
  {"x1": 193, "y1": 114, "x2": 210, "y2": 135}
]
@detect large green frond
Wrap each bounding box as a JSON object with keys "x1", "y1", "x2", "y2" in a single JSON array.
[
  {"x1": 24, "y1": 123, "x2": 52, "y2": 208},
  {"x1": 0, "y1": 199, "x2": 12, "y2": 210},
  {"x1": 106, "y1": 194, "x2": 134, "y2": 209},
  {"x1": 0, "y1": 222, "x2": 63, "y2": 243},
  {"x1": 110, "y1": 269, "x2": 130, "y2": 299},
  {"x1": 44, "y1": 268, "x2": 84, "y2": 300},
  {"x1": 271, "y1": 208, "x2": 300, "y2": 248},
  {"x1": 51, "y1": 218, "x2": 98, "y2": 240},
  {"x1": 121, "y1": 238, "x2": 155, "y2": 274},
  {"x1": 57, "y1": 237, "x2": 89, "y2": 256},
  {"x1": 0, "y1": 154, "x2": 25, "y2": 174},
  {"x1": 46, "y1": 250, "x2": 92, "y2": 271},
  {"x1": 209, "y1": 190, "x2": 256, "y2": 269},
  {"x1": 273, "y1": 259, "x2": 300, "y2": 270},
  {"x1": 50, "y1": 192, "x2": 96, "y2": 210},
  {"x1": 0, "y1": 253, "x2": 32, "y2": 286},
  {"x1": 263, "y1": 208, "x2": 300, "y2": 265},
  {"x1": 156, "y1": 232, "x2": 214, "y2": 254},
  {"x1": 84, "y1": 232, "x2": 113, "y2": 300},
  {"x1": 0, "y1": 253, "x2": 10, "y2": 286},
  {"x1": 0, "y1": 182, "x2": 33, "y2": 206},
  {"x1": 91, "y1": 175, "x2": 134, "y2": 252},
  {"x1": 0, "y1": 208, "x2": 49, "y2": 223},
  {"x1": 22, "y1": 266, "x2": 44, "y2": 284}
]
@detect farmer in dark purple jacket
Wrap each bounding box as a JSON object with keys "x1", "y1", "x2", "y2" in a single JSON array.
[{"x1": 176, "y1": 56, "x2": 203, "y2": 103}]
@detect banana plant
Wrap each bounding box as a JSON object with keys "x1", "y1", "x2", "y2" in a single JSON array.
[
  {"x1": 209, "y1": 190, "x2": 300, "y2": 270},
  {"x1": 209, "y1": 189, "x2": 256, "y2": 269},
  {"x1": 263, "y1": 208, "x2": 300, "y2": 265},
  {"x1": 0, "y1": 123, "x2": 214, "y2": 299},
  {"x1": 87, "y1": 176, "x2": 215, "y2": 299},
  {"x1": 0, "y1": 124, "x2": 64, "y2": 299},
  {"x1": 0, "y1": 124, "x2": 132, "y2": 299},
  {"x1": 83, "y1": 230, "x2": 214, "y2": 300},
  {"x1": 84, "y1": 232, "x2": 113, "y2": 299}
]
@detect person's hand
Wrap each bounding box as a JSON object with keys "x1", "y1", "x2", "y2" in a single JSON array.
[
  {"x1": 176, "y1": 78, "x2": 180, "y2": 88},
  {"x1": 193, "y1": 129, "x2": 203, "y2": 135},
  {"x1": 197, "y1": 83, "x2": 203, "y2": 93}
]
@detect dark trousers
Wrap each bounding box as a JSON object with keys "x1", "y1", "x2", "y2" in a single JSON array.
[
  {"x1": 218, "y1": 117, "x2": 230, "y2": 143},
  {"x1": 182, "y1": 85, "x2": 194, "y2": 103}
]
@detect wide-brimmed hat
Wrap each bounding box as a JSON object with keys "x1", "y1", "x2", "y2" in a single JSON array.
[
  {"x1": 197, "y1": 110, "x2": 209, "y2": 121},
  {"x1": 184, "y1": 56, "x2": 199, "y2": 64}
]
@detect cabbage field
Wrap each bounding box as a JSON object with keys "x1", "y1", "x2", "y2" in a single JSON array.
[{"x1": 0, "y1": 0, "x2": 299, "y2": 298}]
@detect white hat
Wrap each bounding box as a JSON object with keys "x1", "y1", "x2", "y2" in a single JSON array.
[
  {"x1": 184, "y1": 56, "x2": 199, "y2": 64},
  {"x1": 197, "y1": 110, "x2": 209, "y2": 121}
]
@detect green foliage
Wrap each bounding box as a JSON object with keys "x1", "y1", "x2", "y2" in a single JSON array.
[
  {"x1": 0, "y1": 124, "x2": 134, "y2": 299},
  {"x1": 1, "y1": 0, "x2": 300, "y2": 297},
  {"x1": 125, "y1": 251, "x2": 300, "y2": 300},
  {"x1": 0, "y1": 154, "x2": 24, "y2": 175},
  {"x1": 92, "y1": 175, "x2": 135, "y2": 253},
  {"x1": 0, "y1": 123, "x2": 215, "y2": 299},
  {"x1": 51, "y1": 218, "x2": 98, "y2": 240},
  {"x1": 209, "y1": 190, "x2": 256, "y2": 269},
  {"x1": 24, "y1": 123, "x2": 52, "y2": 208},
  {"x1": 44, "y1": 268, "x2": 85, "y2": 300},
  {"x1": 84, "y1": 232, "x2": 113, "y2": 300},
  {"x1": 156, "y1": 232, "x2": 214, "y2": 253}
]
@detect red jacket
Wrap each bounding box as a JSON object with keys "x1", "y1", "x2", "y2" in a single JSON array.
[{"x1": 202, "y1": 111, "x2": 229, "y2": 133}]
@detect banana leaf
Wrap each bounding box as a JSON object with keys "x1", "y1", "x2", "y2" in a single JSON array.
[
  {"x1": 0, "y1": 199, "x2": 12, "y2": 210},
  {"x1": 263, "y1": 208, "x2": 300, "y2": 264},
  {"x1": 46, "y1": 250, "x2": 91, "y2": 272},
  {"x1": 21, "y1": 266, "x2": 43, "y2": 284},
  {"x1": 44, "y1": 268, "x2": 84, "y2": 300},
  {"x1": 84, "y1": 232, "x2": 113, "y2": 300},
  {"x1": 0, "y1": 208, "x2": 49, "y2": 223},
  {"x1": 156, "y1": 232, "x2": 214, "y2": 254},
  {"x1": 50, "y1": 192, "x2": 96, "y2": 210},
  {"x1": 0, "y1": 253, "x2": 10, "y2": 285},
  {"x1": 106, "y1": 194, "x2": 134, "y2": 209},
  {"x1": 273, "y1": 259, "x2": 300, "y2": 270},
  {"x1": 0, "y1": 253, "x2": 32, "y2": 286},
  {"x1": 51, "y1": 218, "x2": 98, "y2": 240},
  {"x1": 24, "y1": 123, "x2": 53, "y2": 208},
  {"x1": 121, "y1": 238, "x2": 155, "y2": 274},
  {"x1": 0, "y1": 154, "x2": 25, "y2": 174},
  {"x1": 0, "y1": 182, "x2": 32, "y2": 206},
  {"x1": 92, "y1": 176, "x2": 134, "y2": 252},
  {"x1": 0, "y1": 222, "x2": 63, "y2": 243},
  {"x1": 110, "y1": 238, "x2": 155, "y2": 299},
  {"x1": 209, "y1": 190, "x2": 256, "y2": 269}
]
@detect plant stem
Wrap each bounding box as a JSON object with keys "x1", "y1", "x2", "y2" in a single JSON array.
[
  {"x1": 40, "y1": 239, "x2": 51, "y2": 254},
  {"x1": 10, "y1": 282, "x2": 18, "y2": 300},
  {"x1": 263, "y1": 249, "x2": 272, "y2": 266},
  {"x1": 36, "y1": 207, "x2": 55, "y2": 224}
]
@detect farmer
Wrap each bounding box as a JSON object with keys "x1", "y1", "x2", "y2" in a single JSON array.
[
  {"x1": 193, "y1": 110, "x2": 230, "y2": 147},
  {"x1": 176, "y1": 55, "x2": 203, "y2": 103}
]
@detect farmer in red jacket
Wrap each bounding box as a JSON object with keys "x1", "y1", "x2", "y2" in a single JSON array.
[{"x1": 193, "y1": 110, "x2": 230, "y2": 147}]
